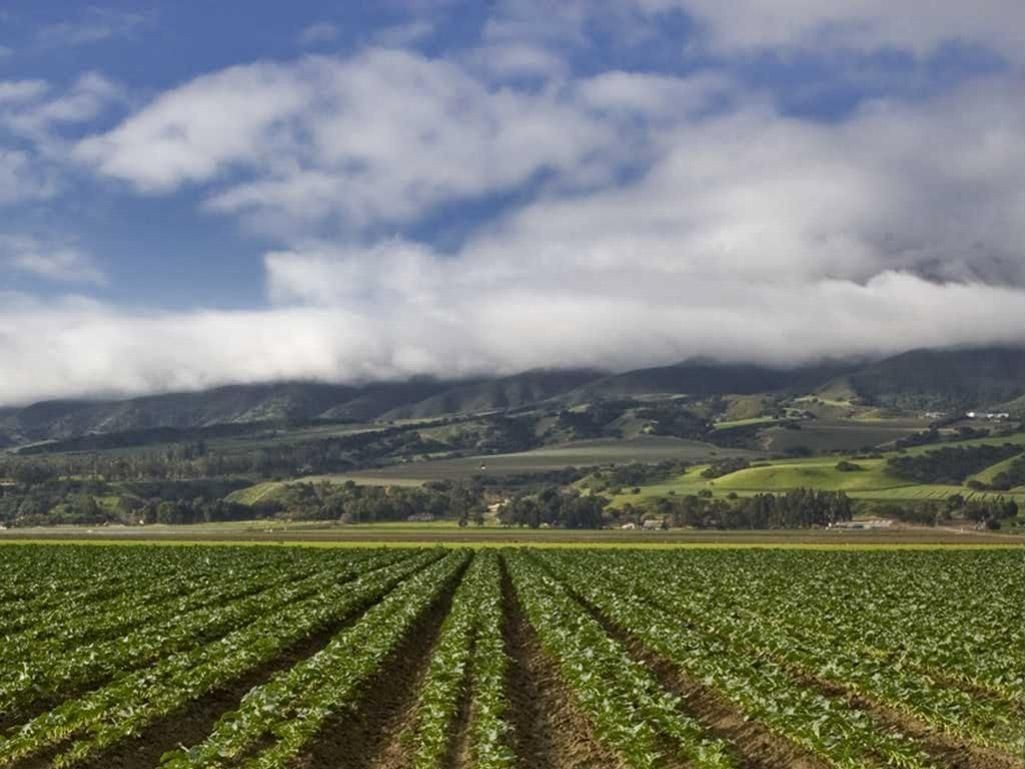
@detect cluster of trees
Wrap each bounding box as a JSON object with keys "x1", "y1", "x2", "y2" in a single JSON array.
[
  {"x1": 886, "y1": 444, "x2": 1021, "y2": 484},
  {"x1": 259, "y1": 480, "x2": 487, "y2": 524},
  {"x1": 584, "y1": 461, "x2": 690, "y2": 493},
  {"x1": 700, "y1": 457, "x2": 751, "y2": 479},
  {"x1": 637, "y1": 488, "x2": 854, "y2": 529},
  {"x1": 878, "y1": 494, "x2": 1019, "y2": 529},
  {"x1": 835, "y1": 460, "x2": 864, "y2": 472},
  {"x1": 967, "y1": 456, "x2": 1024, "y2": 492},
  {"x1": 0, "y1": 477, "x2": 253, "y2": 527},
  {"x1": 497, "y1": 487, "x2": 609, "y2": 529}
]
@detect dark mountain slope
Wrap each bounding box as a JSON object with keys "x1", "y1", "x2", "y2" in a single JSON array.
[
  {"x1": 564, "y1": 360, "x2": 856, "y2": 402},
  {"x1": 316, "y1": 378, "x2": 457, "y2": 421},
  {"x1": 844, "y1": 346, "x2": 1025, "y2": 411},
  {"x1": 0, "y1": 383, "x2": 359, "y2": 444},
  {"x1": 1, "y1": 346, "x2": 1020, "y2": 447},
  {"x1": 383, "y1": 369, "x2": 604, "y2": 419}
]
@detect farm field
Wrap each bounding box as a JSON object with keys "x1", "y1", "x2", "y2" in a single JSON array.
[
  {"x1": 759, "y1": 419, "x2": 926, "y2": 453},
  {"x1": 0, "y1": 544, "x2": 1021, "y2": 769},
  {"x1": 328, "y1": 436, "x2": 761, "y2": 482}
]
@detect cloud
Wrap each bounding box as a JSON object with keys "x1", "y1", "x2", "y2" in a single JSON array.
[
  {"x1": 2, "y1": 24, "x2": 1020, "y2": 404},
  {"x1": 0, "y1": 80, "x2": 49, "y2": 105},
  {"x1": 298, "y1": 22, "x2": 339, "y2": 46},
  {"x1": 36, "y1": 8, "x2": 150, "y2": 48},
  {"x1": 373, "y1": 20, "x2": 435, "y2": 48},
  {"x1": 6, "y1": 65, "x2": 1022, "y2": 404},
  {"x1": 0, "y1": 73, "x2": 121, "y2": 203},
  {"x1": 76, "y1": 50, "x2": 629, "y2": 232},
  {"x1": 466, "y1": 43, "x2": 568, "y2": 80},
  {"x1": 635, "y1": 0, "x2": 1025, "y2": 61},
  {"x1": 1, "y1": 269, "x2": 1021, "y2": 405},
  {"x1": 4, "y1": 73, "x2": 120, "y2": 145},
  {"x1": 0, "y1": 150, "x2": 56, "y2": 204},
  {"x1": 1, "y1": 235, "x2": 105, "y2": 284}
]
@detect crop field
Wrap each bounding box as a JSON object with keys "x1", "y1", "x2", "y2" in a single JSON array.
[
  {"x1": 330, "y1": 436, "x2": 760, "y2": 483},
  {"x1": 760, "y1": 420, "x2": 924, "y2": 453},
  {"x1": 0, "y1": 544, "x2": 1021, "y2": 769}
]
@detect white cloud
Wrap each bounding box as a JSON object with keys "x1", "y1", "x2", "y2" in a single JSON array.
[
  {"x1": 298, "y1": 22, "x2": 339, "y2": 46},
  {"x1": 36, "y1": 8, "x2": 149, "y2": 48},
  {"x1": 467, "y1": 43, "x2": 568, "y2": 80},
  {"x1": 77, "y1": 50, "x2": 627, "y2": 230},
  {"x1": 635, "y1": 0, "x2": 1024, "y2": 61},
  {"x1": 0, "y1": 150, "x2": 55, "y2": 204},
  {"x1": 10, "y1": 67, "x2": 1021, "y2": 404},
  {"x1": 1, "y1": 235, "x2": 105, "y2": 284},
  {"x1": 0, "y1": 268, "x2": 1021, "y2": 405},
  {"x1": 0, "y1": 73, "x2": 121, "y2": 203},
  {"x1": 0, "y1": 80, "x2": 49, "y2": 105},
  {"x1": 373, "y1": 20, "x2": 434, "y2": 48}
]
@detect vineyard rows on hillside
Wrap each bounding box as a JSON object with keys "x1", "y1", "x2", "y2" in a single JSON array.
[{"x1": 0, "y1": 544, "x2": 1021, "y2": 769}]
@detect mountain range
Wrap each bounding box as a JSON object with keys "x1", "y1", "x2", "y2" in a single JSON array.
[{"x1": 1, "y1": 346, "x2": 1021, "y2": 447}]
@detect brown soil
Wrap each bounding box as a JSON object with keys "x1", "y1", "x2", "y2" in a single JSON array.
[
  {"x1": 294, "y1": 559, "x2": 469, "y2": 769},
  {"x1": 440, "y1": 636, "x2": 476, "y2": 769},
  {"x1": 499, "y1": 561, "x2": 625, "y2": 769}
]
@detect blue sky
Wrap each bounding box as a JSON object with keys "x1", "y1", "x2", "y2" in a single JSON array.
[{"x1": 0, "y1": 0, "x2": 1023, "y2": 403}]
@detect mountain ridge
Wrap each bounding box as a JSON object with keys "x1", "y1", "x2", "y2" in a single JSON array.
[{"x1": 1, "y1": 346, "x2": 1021, "y2": 447}]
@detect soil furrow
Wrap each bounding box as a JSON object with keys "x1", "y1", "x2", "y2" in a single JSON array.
[
  {"x1": 296, "y1": 558, "x2": 469, "y2": 769},
  {"x1": 499, "y1": 560, "x2": 622, "y2": 769},
  {"x1": 440, "y1": 635, "x2": 476, "y2": 769}
]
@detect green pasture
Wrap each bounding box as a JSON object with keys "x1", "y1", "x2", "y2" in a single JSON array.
[{"x1": 607, "y1": 432, "x2": 1024, "y2": 507}]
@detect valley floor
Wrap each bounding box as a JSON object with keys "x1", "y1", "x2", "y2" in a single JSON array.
[{"x1": 1, "y1": 518, "x2": 1020, "y2": 546}]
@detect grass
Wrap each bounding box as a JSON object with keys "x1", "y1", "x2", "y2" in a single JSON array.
[{"x1": 970, "y1": 453, "x2": 1023, "y2": 485}]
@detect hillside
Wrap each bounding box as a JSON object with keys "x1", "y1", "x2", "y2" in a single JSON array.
[
  {"x1": 382, "y1": 369, "x2": 603, "y2": 419},
  {"x1": 844, "y1": 346, "x2": 1024, "y2": 412},
  {"x1": 2, "y1": 346, "x2": 1022, "y2": 448},
  {"x1": 563, "y1": 360, "x2": 856, "y2": 402}
]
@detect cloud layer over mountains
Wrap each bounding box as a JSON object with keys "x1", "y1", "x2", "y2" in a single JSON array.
[{"x1": 1, "y1": 0, "x2": 1023, "y2": 404}]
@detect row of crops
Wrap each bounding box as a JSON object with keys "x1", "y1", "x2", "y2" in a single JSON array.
[{"x1": 0, "y1": 544, "x2": 1021, "y2": 769}]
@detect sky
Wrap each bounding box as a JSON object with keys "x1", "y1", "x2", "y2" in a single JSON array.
[{"x1": 0, "y1": 0, "x2": 1023, "y2": 405}]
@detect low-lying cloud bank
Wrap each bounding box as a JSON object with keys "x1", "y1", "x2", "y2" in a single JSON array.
[{"x1": 2, "y1": 269, "x2": 1023, "y2": 405}]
